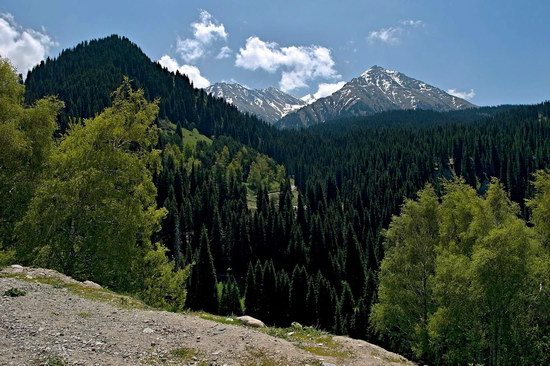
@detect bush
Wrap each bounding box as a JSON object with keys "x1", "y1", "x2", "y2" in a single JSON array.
[{"x1": 4, "y1": 288, "x2": 27, "y2": 297}]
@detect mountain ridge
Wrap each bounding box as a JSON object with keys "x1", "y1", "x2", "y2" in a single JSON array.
[
  {"x1": 276, "y1": 65, "x2": 476, "y2": 129},
  {"x1": 206, "y1": 82, "x2": 306, "y2": 124}
]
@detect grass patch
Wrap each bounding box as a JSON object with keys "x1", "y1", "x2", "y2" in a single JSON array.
[
  {"x1": 170, "y1": 346, "x2": 198, "y2": 361},
  {"x1": 3, "y1": 287, "x2": 27, "y2": 297},
  {"x1": 242, "y1": 346, "x2": 321, "y2": 366},
  {"x1": 182, "y1": 127, "x2": 212, "y2": 149},
  {"x1": 1, "y1": 272, "x2": 147, "y2": 310},
  {"x1": 77, "y1": 311, "x2": 91, "y2": 318},
  {"x1": 262, "y1": 326, "x2": 353, "y2": 359},
  {"x1": 192, "y1": 311, "x2": 352, "y2": 361},
  {"x1": 194, "y1": 311, "x2": 238, "y2": 325},
  {"x1": 43, "y1": 355, "x2": 66, "y2": 366},
  {"x1": 241, "y1": 347, "x2": 285, "y2": 366}
]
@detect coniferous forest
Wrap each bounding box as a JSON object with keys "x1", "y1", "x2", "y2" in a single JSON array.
[{"x1": 1, "y1": 35, "x2": 549, "y2": 365}]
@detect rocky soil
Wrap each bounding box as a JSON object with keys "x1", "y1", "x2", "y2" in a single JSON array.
[{"x1": 0, "y1": 266, "x2": 413, "y2": 366}]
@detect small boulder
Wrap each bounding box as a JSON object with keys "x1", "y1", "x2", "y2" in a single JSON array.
[
  {"x1": 237, "y1": 315, "x2": 266, "y2": 328},
  {"x1": 82, "y1": 280, "x2": 102, "y2": 289},
  {"x1": 8, "y1": 264, "x2": 24, "y2": 273},
  {"x1": 142, "y1": 327, "x2": 154, "y2": 334}
]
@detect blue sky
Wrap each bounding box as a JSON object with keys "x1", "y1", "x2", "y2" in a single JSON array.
[{"x1": 1, "y1": 0, "x2": 549, "y2": 106}]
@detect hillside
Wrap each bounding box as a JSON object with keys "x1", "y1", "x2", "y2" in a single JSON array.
[
  {"x1": 0, "y1": 265, "x2": 412, "y2": 366},
  {"x1": 24, "y1": 35, "x2": 276, "y2": 145}
]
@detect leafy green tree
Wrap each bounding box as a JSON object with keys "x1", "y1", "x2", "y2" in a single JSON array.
[
  {"x1": 528, "y1": 170, "x2": 550, "y2": 248},
  {"x1": 374, "y1": 178, "x2": 550, "y2": 364},
  {"x1": 0, "y1": 59, "x2": 62, "y2": 249},
  {"x1": 16, "y1": 78, "x2": 163, "y2": 292},
  {"x1": 370, "y1": 185, "x2": 439, "y2": 360},
  {"x1": 141, "y1": 242, "x2": 190, "y2": 311}
]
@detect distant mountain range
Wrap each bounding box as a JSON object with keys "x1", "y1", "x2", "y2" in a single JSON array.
[
  {"x1": 276, "y1": 66, "x2": 476, "y2": 128},
  {"x1": 205, "y1": 66, "x2": 476, "y2": 129},
  {"x1": 206, "y1": 83, "x2": 306, "y2": 125}
]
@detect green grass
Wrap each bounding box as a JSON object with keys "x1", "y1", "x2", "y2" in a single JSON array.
[
  {"x1": 181, "y1": 127, "x2": 212, "y2": 149},
  {"x1": 191, "y1": 311, "x2": 352, "y2": 362},
  {"x1": 170, "y1": 346, "x2": 198, "y2": 360},
  {"x1": 262, "y1": 326, "x2": 353, "y2": 359},
  {"x1": 242, "y1": 346, "x2": 321, "y2": 366},
  {"x1": 158, "y1": 119, "x2": 212, "y2": 150},
  {"x1": 0, "y1": 272, "x2": 147, "y2": 310},
  {"x1": 77, "y1": 311, "x2": 91, "y2": 318},
  {"x1": 194, "y1": 311, "x2": 238, "y2": 325}
]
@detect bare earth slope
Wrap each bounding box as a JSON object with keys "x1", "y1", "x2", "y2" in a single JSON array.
[{"x1": 0, "y1": 266, "x2": 412, "y2": 366}]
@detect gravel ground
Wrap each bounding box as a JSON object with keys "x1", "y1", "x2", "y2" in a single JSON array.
[{"x1": 0, "y1": 266, "x2": 412, "y2": 366}]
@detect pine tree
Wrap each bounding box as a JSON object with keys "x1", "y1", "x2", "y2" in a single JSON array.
[
  {"x1": 219, "y1": 277, "x2": 242, "y2": 315},
  {"x1": 345, "y1": 225, "x2": 366, "y2": 299},
  {"x1": 335, "y1": 282, "x2": 355, "y2": 335},
  {"x1": 244, "y1": 263, "x2": 259, "y2": 316},
  {"x1": 189, "y1": 228, "x2": 218, "y2": 313},
  {"x1": 289, "y1": 265, "x2": 309, "y2": 324}
]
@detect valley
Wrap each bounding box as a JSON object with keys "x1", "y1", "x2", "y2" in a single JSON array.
[{"x1": 0, "y1": 3, "x2": 549, "y2": 365}]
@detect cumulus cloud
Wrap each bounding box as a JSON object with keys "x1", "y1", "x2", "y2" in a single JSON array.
[
  {"x1": 312, "y1": 81, "x2": 346, "y2": 100},
  {"x1": 235, "y1": 36, "x2": 339, "y2": 92},
  {"x1": 447, "y1": 88, "x2": 476, "y2": 100},
  {"x1": 368, "y1": 20, "x2": 425, "y2": 45},
  {"x1": 158, "y1": 55, "x2": 210, "y2": 88},
  {"x1": 192, "y1": 10, "x2": 227, "y2": 43},
  {"x1": 177, "y1": 10, "x2": 228, "y2": 62},
  {"x1": 216, "y1": 46, "x2": 232, "y2": 59},
  {"x1": 0, "y1": 13, "x2": 57, "y2": 76}
]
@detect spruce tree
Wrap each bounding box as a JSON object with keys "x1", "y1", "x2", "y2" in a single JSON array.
[
  {"x1": 244, "y1": 263, "x2": 259, "y2": 316},
  {"x1": 289, "y1": 265, "x2": 309, "y2": 324},
  {"x1": 189, "y1": 227, "x2": 219, "y2": 313}
]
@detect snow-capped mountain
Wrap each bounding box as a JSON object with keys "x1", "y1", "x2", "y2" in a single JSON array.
[
  {"x1": 206, "y1": 83, "x2": 306, "y2": 125},
  {"x1": 276, "y1": 66, "x2": 476, "y2": 129}
]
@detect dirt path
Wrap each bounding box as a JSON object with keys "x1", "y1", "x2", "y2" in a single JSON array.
[{"x1": 0, "y1": 266, "x2": 412, "y2": 366}]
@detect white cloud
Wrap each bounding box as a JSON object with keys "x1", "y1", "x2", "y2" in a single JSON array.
[
  {"x1": 158, "y1": 55, "x2": 210, "y2": 89},
  {"x1": 235, "y1": 36, "x2": 339, "y2": 92},
  {"x1": 368, "y1": 27, "x2": 402, "y2": 45},
  {"x1": 177, "y1": 10, "x2": 227, "y2": 62},
  {"x1": 313, "y1": 81, "x2": 346, "y2": 99},
  {"x1": 447, "y1": 88, "x2": 476, "y2": 100},
  {"x1": 216, "y1": 46, "x2": 232, "y2": 59},
  {"x1": 368, "y1": 20, "x2": 425, "y2": 45},
  {"x1": 301, "y1": 81, "x2": 346, "y2": 104},
  {"x1": 192, "y1": 10, "x2": 227, "y2": 43},
  {"x1": 176, "y1": 38, "x2": 204, "y2": 62},
  {"x1": 0, "y1": 13, "x2": 57, "y2": 76}
]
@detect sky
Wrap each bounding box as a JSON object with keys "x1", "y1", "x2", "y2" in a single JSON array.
[{"x1": 1, "y1": 0, "x2": 549, "y2": 106}]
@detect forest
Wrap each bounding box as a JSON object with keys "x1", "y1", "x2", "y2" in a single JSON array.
[{"x1": 1, "y1": 35, "x2": 548, "y2": 365}]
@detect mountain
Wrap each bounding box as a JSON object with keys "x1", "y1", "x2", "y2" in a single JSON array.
[
  {"x1": 24, "y1": 35, "x2": 276, "y2": 144},
  {"x1": 206, "y1": 83, "x2": 306, "y2": 124},
  {"x1": 276, "y1": 65, "x2": 476, "y2": 129}
]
